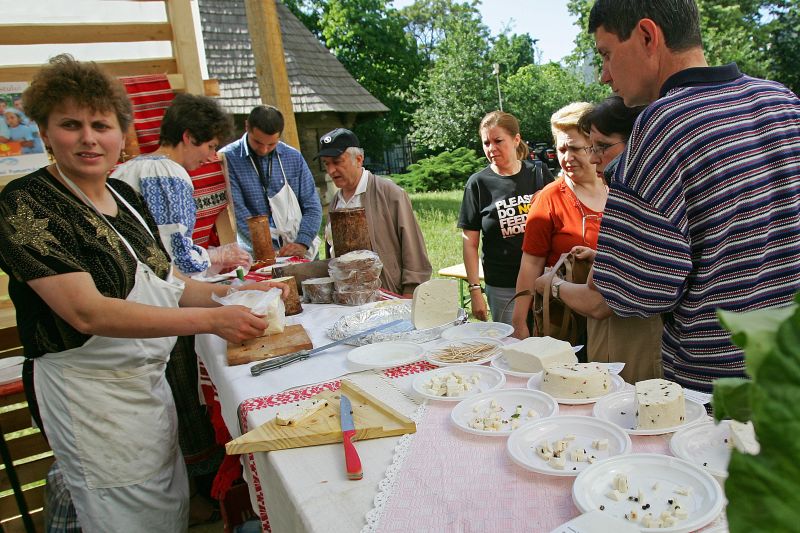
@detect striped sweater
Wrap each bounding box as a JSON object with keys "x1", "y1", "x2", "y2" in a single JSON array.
[{"x1": 592, "y1": 63, "x2": 800, "y2": 392}]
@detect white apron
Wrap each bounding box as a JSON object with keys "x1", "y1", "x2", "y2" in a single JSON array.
[
  {"x1": 34, "y1": 169, "x2": 189, "y2": 532},
  {"x1": 263, "y1": 152, "x2": 321, "y2": 260}
]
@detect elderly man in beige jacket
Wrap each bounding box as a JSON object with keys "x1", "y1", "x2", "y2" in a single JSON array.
[{"x1": 319, "y1": 128, "x2": 432, "y2": 296}]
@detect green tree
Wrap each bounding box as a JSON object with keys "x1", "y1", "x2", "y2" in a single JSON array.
[
  {"x1": 767, "y1": 0, "x2": 800, "y2": 93},
  {"x1": 489, "y1": 32, "x2": 537, "y2": 79},
  {"x1": 410, "y1": 7, "x2": 494, "y2": 154},
  {"x1": 400, "y1": 0, "x2": 481, "y2": 64},
  {"x1": 282, "y1": 0, "x2": 424, "y2": 156},
  {"x1": 503, "y1": 63, "x2": 608, "y2": 144}
]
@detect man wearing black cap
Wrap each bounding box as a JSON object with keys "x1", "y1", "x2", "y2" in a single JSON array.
[{"x1": 317, "y1": 128, "x2": 432, "y2": 296}]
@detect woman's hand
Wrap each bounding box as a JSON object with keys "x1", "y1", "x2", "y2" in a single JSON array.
[
  {"x1": 570, "y1": 245, "x2": 596, "y2": 261},
  {"x1": 511, "y1": 317, "x2": 530, "y2": 340},
  {"x1": 533, "y1": 273, "x2": 550, "y2": 295},
  {"x1": 470, "y1": 293, "x2": 488, "y2": 321},
  {"x1": 208, "y1": 243, "x2": 253, "y2": 274},
  {"x1": 246, "y1": 280, "x2": 290, "y2": 299},
  {"x1": 208, "y1": 305, "x2": 270, "y2": 344}
]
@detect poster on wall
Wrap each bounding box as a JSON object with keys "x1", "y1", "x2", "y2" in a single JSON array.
[{"x1": 0, "y1": 82, "x2": 48, "y2": 178}]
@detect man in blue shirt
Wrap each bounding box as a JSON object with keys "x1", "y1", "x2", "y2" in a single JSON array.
[{"x1": 220, "y1": 105, "x2": 322, "y2": 258}]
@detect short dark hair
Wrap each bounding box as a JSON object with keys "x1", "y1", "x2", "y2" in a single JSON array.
[
  {"x1": 578, "y1": 96, "x2": 645, "y2": 140},
  {"x1": 22, "y1": 54, "x2": 132, "y2": 131},
  {"x1": 247, "y1": 105, "x2": 284, "y2": 135},
  {"x1": 588, "y1": 0, "x2": 702, "y2": 52},
  {"x1": 159, "y1": 93, "x2": 233, "y2": 147}
]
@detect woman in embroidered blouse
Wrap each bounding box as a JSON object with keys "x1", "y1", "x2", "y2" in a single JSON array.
[
  {"x1": 511, "y1": 102, "x2": 604, "y2": 340},
  {"x1": 0, "y1": 54, "x2": 286, "y2": 532},
  {"x1": 111, "y1": 93, "x2": 251, "y2": 276}
]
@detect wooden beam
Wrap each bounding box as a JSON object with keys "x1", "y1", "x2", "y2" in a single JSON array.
[
  {"x1": 165, "y1": 0, "x2": 205, "y2": 95},
  {"x1": 0, "y1": 58, "x2": 178, "y2": 83},
  {"x1": 244, "y1": 0, "x2": 300, "y2": 150},
  {"x1": 0, "y1": 22, "x2": 172, "y2": 45},
  {"x1": 167, "y1": 75, "x2": 220, "y2": 96}
]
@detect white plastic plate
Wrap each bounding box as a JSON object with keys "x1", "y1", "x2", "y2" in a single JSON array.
[
  {"x1": 346, "y1": 341, "x2": 424, "y2": 370},
  {"x1": 425, "y1": 337, "x2": 503, "y2": 366},
  {"x1": 507, "y1": 415, "x2": 632, "y2": 477},
  {"x1": 572, "y1": 453, "x2": 725, "y2": 533},
  {"x1": 450, "y1": 388, "x2": 558, "y2": 437},
  {"x1": 441, "y1": 321, "x2": 514, "y2": 341},
  {"x1": 490, "y1": 355, "x2": 539, "y2": 378},
  {"x1": 669, "y1": 420, "x2": 733, "y2": 480},
  {"x1": 411, "y1": 364, "x2": 506, "y2": 401},
  {"x1": 527, "y1": 372, "x2": 626, "y2": 405},
  {"x1": 592, "y1": 390, "x2": 708, "y2": 435}
]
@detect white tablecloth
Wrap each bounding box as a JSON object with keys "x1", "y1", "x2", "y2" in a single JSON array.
[{"x1": 196, "y1": 303, "x2": 377, "y2": 436}]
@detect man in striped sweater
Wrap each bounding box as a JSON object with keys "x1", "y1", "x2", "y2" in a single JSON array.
[{"x1": 568, "y1": 0, "x2": 800, "y2": 392}]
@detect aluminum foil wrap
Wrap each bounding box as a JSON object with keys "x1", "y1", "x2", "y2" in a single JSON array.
[{"x1": 327, "y1": 302, "x2": 468, "y2": 346}]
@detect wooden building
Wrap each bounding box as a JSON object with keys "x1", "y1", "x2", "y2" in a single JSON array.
[{"x1": 197, "y1": 0, "x2": 388, "y2": 202}]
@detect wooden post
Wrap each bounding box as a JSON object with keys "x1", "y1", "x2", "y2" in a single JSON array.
[
  {"x1": 244, "y1": 0, "x2": 301, "y2": 150},
  {"x1": 165, "y1": 0, "x2": 205, "y2": 96}
]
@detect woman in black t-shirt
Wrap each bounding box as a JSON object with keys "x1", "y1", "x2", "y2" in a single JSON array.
[{"x1": 458, "y1": 111, "x2": 553, "y2": 324}]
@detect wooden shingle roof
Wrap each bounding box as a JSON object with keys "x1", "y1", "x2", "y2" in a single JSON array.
[{"x1": 198, "y1": 0, "x2": 388, "y2": 115}]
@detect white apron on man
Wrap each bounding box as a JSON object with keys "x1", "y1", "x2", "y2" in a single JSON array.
[
  {"x1": 267, "y1": 152, "x2": 321, "y2": 260},
  {"x1": 34, "y1": 173, "x2": 189, "y2": 532}
]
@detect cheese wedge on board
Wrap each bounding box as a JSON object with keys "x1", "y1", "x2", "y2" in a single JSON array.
[{"x1": 275, "y1": 399, "x2": 329, "y2": 426}]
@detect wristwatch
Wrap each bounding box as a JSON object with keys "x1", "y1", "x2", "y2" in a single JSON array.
[
  {"x1": 468, "y1": 283, "x2": 484, "y2": 293},
  {"x1": 551, "y1": 278, "x2": 565, "y2": 299}
]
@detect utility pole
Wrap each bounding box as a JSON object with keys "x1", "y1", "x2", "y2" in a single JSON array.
[{"x1": 492, "y1": 63, "x2": 503, "y2": 111}]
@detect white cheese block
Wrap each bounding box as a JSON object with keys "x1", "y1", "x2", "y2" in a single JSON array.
[
  {"x1": 634, "y1": 379, "x2": 685, "y2": 430},
  {"x1": 411, "y1": 279, "x2": 460, "y2": 329},
  {"x1": 275, "y1": 399, "x2": 329, "y2": 426},
  {"x1": 729, "y1": 420, "x2": 760, "y2": 455},
  {"x1": 541, "y1": 362, "x2": 610, "y2": 399},
  {"x1": 501, "y1": 336, "x2": 576, "y2": 373}
]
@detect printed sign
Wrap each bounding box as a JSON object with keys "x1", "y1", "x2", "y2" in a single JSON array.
[{"x1": 0, "y1": 82, "x2": 48, "y2": 178}]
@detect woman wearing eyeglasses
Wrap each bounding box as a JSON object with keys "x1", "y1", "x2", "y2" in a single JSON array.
[
  {"x1": 535, "y1": 96, "x2": 663, "y2": 384},
  {"x1": 511, "y1": 102, "x2": 603, "y2": 341}
]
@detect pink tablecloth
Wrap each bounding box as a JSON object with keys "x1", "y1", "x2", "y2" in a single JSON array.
[{"x1": 376, "y1": 377, "x2": 669, "y2": 532}]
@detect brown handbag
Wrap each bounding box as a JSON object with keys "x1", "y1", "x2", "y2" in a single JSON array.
[
  {"x1": 504, "y1": 251, "x2": 591, "y2": 345},
  {"x1": 533, "y1": 252, "x2": 591, "y2": 345}
]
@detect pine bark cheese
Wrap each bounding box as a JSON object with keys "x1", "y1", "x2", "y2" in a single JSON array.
[
  {"x1": 501, "y1": 336, "x2": 577, "y2": 373},
  {"x1": 411, "y1": 279, "x2": 460, "y2": 329},
  {"x1": 541, "y1": 362, "x2": 610, "y2": 399},
  {"x1": 634, "y1": 379, "x2": 685, "y2": 429}
]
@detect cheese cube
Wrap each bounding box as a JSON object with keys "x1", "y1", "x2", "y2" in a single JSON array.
[
  {"x1": 412, "y1": 279, "x2": 460, "y2": 329},
  {"x1": 500, "y1": 336, "x2": 577, "y2": 373},
  {"x1": 729, "y1": 420, "x2": 760, "y2": 455}
]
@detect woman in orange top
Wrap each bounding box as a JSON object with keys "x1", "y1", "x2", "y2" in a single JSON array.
[{"x1": 511, "y1": 102, "x2": 605, "y2": 340}]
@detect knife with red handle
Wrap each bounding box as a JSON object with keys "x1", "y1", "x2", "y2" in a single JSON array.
[{"x1": 339, "y1": 394, "x2": 363, "y2": 480}]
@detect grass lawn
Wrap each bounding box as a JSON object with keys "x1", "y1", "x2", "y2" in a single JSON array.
[{"x1": 408, "y1": 189, "x2": 465, "y2": 276}]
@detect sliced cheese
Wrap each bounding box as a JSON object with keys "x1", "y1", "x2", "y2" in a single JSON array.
[
  {"x1": 634, "y1": 378, "x2": 685, "y2": 430},
  {"x1": 275, "y1": 399, "x2": 329, "y2": 426},
  {"x1": 729, "y1": 420, "x2": 760, "y2": 455},
  {"x1": 500, "y1": 336, "x2": 576, "y2": 373},
  {"x1": 411, "y1": 279, "x2": 460, "y2": 329}
]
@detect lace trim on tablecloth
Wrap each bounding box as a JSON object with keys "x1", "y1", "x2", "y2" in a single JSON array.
[{"x1": 362, "y1": 400, "x2": 428, "y2": 533}]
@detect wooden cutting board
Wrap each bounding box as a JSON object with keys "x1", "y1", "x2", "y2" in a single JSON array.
[
  {"x1": 225, "y1": 379, "x2": 416, "y2": 454},
  {"x1": 227, "y1": 324, "x2": 313, "y2": 366}
]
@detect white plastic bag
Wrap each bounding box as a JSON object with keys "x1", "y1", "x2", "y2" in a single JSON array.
[{"x1": 212, "y1": 287, "x2": 285, "y2": 335}]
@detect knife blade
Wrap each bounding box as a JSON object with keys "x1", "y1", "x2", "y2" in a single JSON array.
[
  {"x1": 339, "y1": 394, "x2": 362, "y2": 480},
  {"x1": 250, "y1": 319, "x2": 405, "y2": 375}
]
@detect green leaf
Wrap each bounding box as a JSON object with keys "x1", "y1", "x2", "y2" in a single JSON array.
[
  {"x1": 714, "y1": 297, "x2": 800, "y2": 533},
  {"x1": 717, "y1": 304, "x2": 796, "y2": 378},
  {"x1": 711, "y1": 378, "x2": 752, "y2": 422}
]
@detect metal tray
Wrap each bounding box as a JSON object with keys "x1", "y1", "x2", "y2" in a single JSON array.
[{"x1": 327, "y1": 302, "x2": 468, "y2": 346}]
